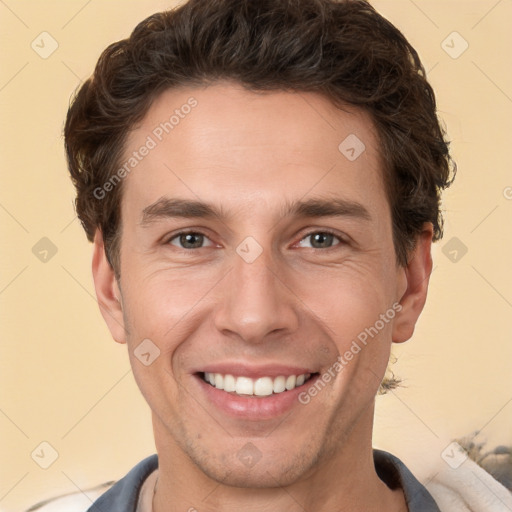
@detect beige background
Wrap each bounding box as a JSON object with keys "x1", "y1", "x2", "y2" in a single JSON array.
[{"x1": 1, "y1": 1, "x2": 511, "y2": 510}]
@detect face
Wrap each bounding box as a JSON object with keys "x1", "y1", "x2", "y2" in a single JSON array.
[{"x1": 93, "y1": 82, "x2": 432, "y2": 487}]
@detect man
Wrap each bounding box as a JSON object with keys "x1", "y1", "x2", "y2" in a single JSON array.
[{"x1": 59, "y1": 0, "x2": 510, "y2": 511}]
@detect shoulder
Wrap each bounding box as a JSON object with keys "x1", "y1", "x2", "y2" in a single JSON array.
[
  {"x1": 374, "y1": 447, "x2": 512, "y2": 512},
  {"x1": 24, "y1": 482, "x2": 115, "y2": 512},
  {"x1": 373, "y1": 449, "x2": 442, "y2": 511},
  {"x1": 25, "y1": 455, "x2": 159, "y2": 512},
  {"x1": 85, "y1": 454, "x2": 158, "y2": 512},
  {"x1": 424, "y1": 456, "x2": 512, "y2": 512}
]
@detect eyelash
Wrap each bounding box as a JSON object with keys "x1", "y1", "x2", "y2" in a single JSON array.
[{"x1": 165, "y1": 229, "x2": 345, "y2": 251}]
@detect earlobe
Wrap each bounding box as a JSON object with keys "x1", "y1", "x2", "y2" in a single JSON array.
[
  {"x1": 392, "y1": 224, "x2": 434, "y2": 344},
  {"x1": 91, "y1": 230, "x2": 127, "y2": 344}
]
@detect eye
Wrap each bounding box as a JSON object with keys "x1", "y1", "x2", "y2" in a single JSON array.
[
  {"x1": 167, "y1": 231, "x2": 215, "y2": 250},
  {"x1": 165, "y1": 229, "x2": 345, "y2": 251},
  {"x1": 297, "y1": 230, "x2": 343, "y2": 249}
]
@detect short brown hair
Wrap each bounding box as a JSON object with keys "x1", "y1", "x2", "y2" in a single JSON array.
[{"x1": 64, "y1": 0, "x2": 456, "y2": 276}]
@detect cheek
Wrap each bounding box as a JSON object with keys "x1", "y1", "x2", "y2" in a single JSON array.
[
  {"x1": 295, "y1": 261, "x2": 396, "y2": 337},
  {"x1": 298, "y1": 263, "x2": 397, "y2": 394},
  {"x1": 121, "y1": 252, "x2": 398, "y2": 344},
  {"x1": 121, "y1": 263, "x2": 218, "y2": 344}
]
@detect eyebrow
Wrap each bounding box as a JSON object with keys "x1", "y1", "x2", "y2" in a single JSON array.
[{"x1": 140, "y1": 195, "x2": 371, "y2": 227}]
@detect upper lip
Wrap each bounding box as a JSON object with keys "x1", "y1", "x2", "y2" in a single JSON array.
[{"x1": 194, "y1": 363, "x2": 318, "y2": 379}]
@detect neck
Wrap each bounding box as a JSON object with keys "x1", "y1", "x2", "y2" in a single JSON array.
[{"x1": 151, "y1": 407, "x2": 407, "y2": 512}]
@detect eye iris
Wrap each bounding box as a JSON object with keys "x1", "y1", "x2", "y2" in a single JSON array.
[
  {"x1": 311, "y1": 232, "x2": 334, "y2": 249},
  {"x1": 181, "y1": 233, "x2": 203, "y2": 249},
  {"x1": 175, "y1": 232, "x2": 336, "y2": 249}
]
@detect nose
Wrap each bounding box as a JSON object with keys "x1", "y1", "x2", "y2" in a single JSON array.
[{"x1": 213, "y1": 244, "x2": 300, "y2": 345}]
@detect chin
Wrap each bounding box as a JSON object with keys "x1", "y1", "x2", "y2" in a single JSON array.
[
  {"x1": 182, "y1": 434, "x2": 321, "y2": 489},
  {"x1": 198, "y1": 458, "x2": 310, "y2": 489}
]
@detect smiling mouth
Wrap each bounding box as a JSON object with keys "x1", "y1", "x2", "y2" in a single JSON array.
[{"x1": 200, "y1": 372, "x2": 318, "y2": 397}]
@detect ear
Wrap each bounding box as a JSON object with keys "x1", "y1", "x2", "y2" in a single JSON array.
[
  {"x1": 392, "y1": 223, "x2": 434, "y2": 344},
  {"x1": 91, "y1": 229, "x2": 127, "y2": 344}
]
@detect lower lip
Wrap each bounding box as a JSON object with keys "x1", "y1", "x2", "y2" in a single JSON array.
[{"x1": 194, "y1": 374, "x2": 320, "y2": 420}]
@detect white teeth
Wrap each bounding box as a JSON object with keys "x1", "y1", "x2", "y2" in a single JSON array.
[
  {"x1": 214, "y1": 373, "x2": 224, "y2": 390},
  {"x1": 285, "y1": 375, "x2": 296, "y2": 390},
  {"x1": 224, "y1": 374, "x2": 236, "y2": 392},
  {"x1": 254, "y1": 377, "x2": 274, "y2": 396},
  {"x1": 235, "y1": 377, "x2": 254, "y2": 395},
  {"x1": 273, "y1": 376, "x2": 286, "y2": 393},
  {"x1": 203, "y1": 372, "x2": 311, "y2": 396}
]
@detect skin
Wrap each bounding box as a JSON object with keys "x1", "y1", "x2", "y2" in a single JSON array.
[{"x1": 92, "y1": 82, "x2": 433, "y2": 512}]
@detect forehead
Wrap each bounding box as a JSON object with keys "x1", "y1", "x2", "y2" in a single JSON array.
[{"x1": 120, "y1": 82, "x2": 389, "y2": 226}]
